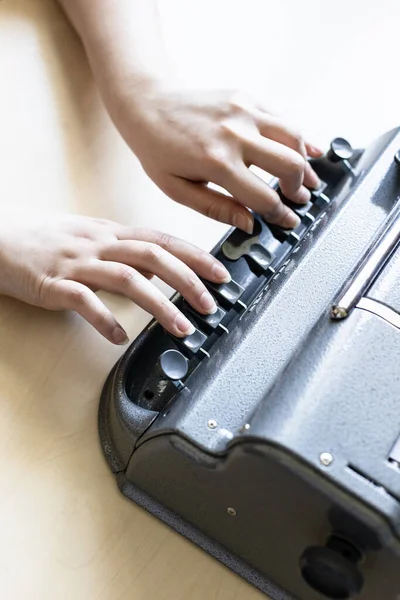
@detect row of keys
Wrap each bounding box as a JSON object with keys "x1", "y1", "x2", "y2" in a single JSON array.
[
  {"x1": 176, "y1": 280, "x2": 245, "y2": 356},
  {"x1": 140, "y1": 142, "x2": 354, "y2": 403},
  {"x1": 164, "y1": 182, "x2": 332, "y2": 375}
]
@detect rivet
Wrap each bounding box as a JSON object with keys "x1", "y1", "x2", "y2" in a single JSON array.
[
  {"x1": 207, "y1": 419, "x2": 217, "y2": 429},
  {"x1": 320, "y1": 452, "x2": 333, "y2": 466},
  {"x1": 240, "y1": 423, "x2": 251, "y2": 433},
  {"x1": 227, "y1": 507, "x2": 237, "y2": 516}
]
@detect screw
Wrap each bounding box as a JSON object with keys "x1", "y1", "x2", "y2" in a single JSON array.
[
  {"x1": 207, "y1": 419, "x2": 217, "y2": 429},
  {"x1": 320, "y1": 452, "x2": 333, "y2": 466},
  {"x1": 240, "y1": 423, "x2": 251, "y2": 433},
  {"x1": 227, "y1": 507, "x2": 237, "y2": 516}
]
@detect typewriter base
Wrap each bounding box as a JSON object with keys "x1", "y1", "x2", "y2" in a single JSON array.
[
  {"x1": 116, "y1": 474, "x2": 294, "y2": 600},
  {"x1": 99, "y1": 371, "x2": 293, "y2": 599}
]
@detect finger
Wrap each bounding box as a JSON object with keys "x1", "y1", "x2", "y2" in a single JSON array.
[
  {"x1": 256, "y1": 114, "x2": 307, "y2": 157},
  {"x1": 162, "y1": 176, "x2": 254, "y2": 234},
  {"x1": 69, "y1": 261, "x2": 196, "y2": 338},
  {"x1": 49, "y1": 279, "x2": 129, "y2": 345},
  {"x1": 114, "y1": 227, "x2": 231, "y2": 283},
  {"x1": 223, "y1": 165, "x2": 300, "y2": 229},
  {"x1": 256, "y1": 114, "x2": 321, "y2": 189},
  {"x1": 244, "y1": 136, "x2": 311, "y2": 204},
  {"x1": 305, "y1": 142, "x2": 324, "y2": 158},
  {"x1": 139, "y1": 270, "x2": 154, "y2": 280},
  {"x1": 303, "y1": 161, "x2": 322, "y2": 190},
  {"x1": 97, "y1": 242, "x2": 218, "y2": 315}
]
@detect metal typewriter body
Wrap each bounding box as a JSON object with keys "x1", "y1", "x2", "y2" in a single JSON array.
[{"x1": 99, "y1": 128, "x2": 400, "y2": 600}]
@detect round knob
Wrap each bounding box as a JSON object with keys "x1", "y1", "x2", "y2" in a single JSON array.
[
  {"x1": 328, "y1": 138, "x2": 354, "y2": 163},
  {"x1": 300, "y1": 545, "x2": 364, "y2": 599},
  {"x1": 159, "y1": 349, "x2": 189, "y2": 381}
]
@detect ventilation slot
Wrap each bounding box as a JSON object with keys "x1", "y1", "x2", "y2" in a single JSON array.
[{"x1": 346, "y1": 464, "x2": 400, "y2": 504}]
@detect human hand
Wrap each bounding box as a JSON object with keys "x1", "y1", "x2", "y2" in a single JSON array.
[
  {"x1": 112, "y1": 86, "x2": 323, "y2": 234},
  {"x1": 0, "y1": 214, "x2": 230, "y2": 344}
]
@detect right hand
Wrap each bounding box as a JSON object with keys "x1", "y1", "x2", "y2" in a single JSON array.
[
  {"x1": 0, "y1": 213, "x2": 231, "y2": 344},
  {"x1": 111, "y1": 85, "x2": 324, "y2": 233}
]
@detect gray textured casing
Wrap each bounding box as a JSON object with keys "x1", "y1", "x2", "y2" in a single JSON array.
[{"x1": 99, "y1": 128, "x2": 400, "y2": 600}]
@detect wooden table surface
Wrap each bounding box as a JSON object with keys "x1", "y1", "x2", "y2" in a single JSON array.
[{"x1": 0, "y1": 1, "x2": 399, "y2": 599}]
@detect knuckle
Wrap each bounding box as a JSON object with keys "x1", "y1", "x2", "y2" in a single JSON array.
[
  {"x1": 265, "y1": 191, "x2": 283, "y2": 217},
  {"x1": 204, "y1": 145, "x2": 232, "y2": 178},
  {"x1": 184, "y1": 273, "x2": 200, "y2": 293},
  {"x1": 205, "y1": 200, "x2": 227, "y2": 223},
  {"x1": 115, "y1": 266, "x2": 137, "y2": 288},
  {"x1": 154, "y1": 296, "x2": 171, "y2": 319},
  {"x1": 291, "y1": 130, "x2": 304, "y2": 150},
  {"x1": 66, "y1": 285, "x2": 88, "y2": 307},
  {"x1": 227, "y1": 91, "x2": 250, "y2": 114},
  {"x1": 92, "y1": 309, "x2": 111, "y2": 329},
  {"x1": 152, "y1": 231, "x2": 173, "y2": 252},
  {"x1": 269, "y1": 194, "x2": 282, "y2": 212},
  {"x1": 288, "y1": 154, "x2": 306, "y2": 178},
  {"x1": 143, "y1": 242, "x2": 166, "y2": 264}
]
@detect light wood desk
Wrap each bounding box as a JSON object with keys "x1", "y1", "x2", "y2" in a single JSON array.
[{"x1": 0, "y1": 1, "x2": 399, "y2": 599}]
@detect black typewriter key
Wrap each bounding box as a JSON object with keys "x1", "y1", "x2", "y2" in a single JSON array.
[
  {"x1": 175, "y1": 327, "x2": 207, "y2": 355},
  {"x1": 311, "y1": 182, "x2": 330, "y2": 208},
  {"x1": 293, "y1": 200, "x2": 313, "y2": 218},
  {"x1": 313, "y1": 192, "x2": 330, "y2": 208},
  {"x1": 183, "y1": 302, "x2": 226, "y2": 331},
  {"x1": 281, "y1": 199, "x2": 316, "y2": 227},
  {"x1": 268, "y1": 223, "x2": 300, "y2": 243},
  {"x1": 221, "y1": 220, "x2": 274, "y2": 273},
  {"x1": 159, "y1": 349, "x2": 189, "y2": 381},
  {"x1": 247, "y1": 243, "x2": 274, "y2": 270},
  {"x1": 267, "y1": 223, "x2": 289, "y2": 243},
  {"x1": 206, "y1": 279, "x2": 244, "y2": 306},
  {"x1": 222, "y1": 219, "x2": 262, "y2": 261}
]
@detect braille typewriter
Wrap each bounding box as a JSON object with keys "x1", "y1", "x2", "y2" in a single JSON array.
[{"x1": 99, "y1": 128, "x2": 400, "y2": 600}]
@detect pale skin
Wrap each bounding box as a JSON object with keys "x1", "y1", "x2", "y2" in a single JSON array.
[{"x1": 0, "y1": 0, "x2": 323, "y2": 344}]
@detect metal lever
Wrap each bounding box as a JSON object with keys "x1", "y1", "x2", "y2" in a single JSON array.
[{"x1": 331, "y1": 202, "x2": 400, "y2": 320}]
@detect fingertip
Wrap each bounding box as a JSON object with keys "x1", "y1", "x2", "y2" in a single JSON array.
[
  {"x1": 211, "y1": 262, "x2": 231, "y2": 283},
  {"x1": 281, "y1": 210, "x2": 301, "y2": 230},
  {"x1": 112, "y1": 325, "x2": 129, "y2": 345},
  {"x1": 232, "y1": 212, "x2": 254, "y2": 234},
  {"x1": 174, "y1": 313, "x2": 196, "y2": 337},
  {"x1": 304, "y1": 162, "x2": 322, "y2": 190},
  {"x1": 306, "y1": 143, "x2": 324, "y2": 158}
]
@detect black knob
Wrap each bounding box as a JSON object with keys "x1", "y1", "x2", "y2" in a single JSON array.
[
  {"x1": 327, "y1": 138, "x2": 354, "y2": 163},
  {"x1": 159, "y1": 349, "x2": 189, "y2": 381},
  {"x1": 300, "y1": 538, "x2": 364, "y2": 599}
]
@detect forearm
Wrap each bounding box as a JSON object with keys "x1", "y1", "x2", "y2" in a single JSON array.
[{"x1": 58, "y1": 0, "x2": 167, "y2": 112}]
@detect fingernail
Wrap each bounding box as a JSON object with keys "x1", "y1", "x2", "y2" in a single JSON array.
[
  {"x1": 298, "y1": 187, "x2": 312, "y2": 204},
  {"x1": 211, "y1": 262, "x2": 231, "y2": 283},
  {"x1": 309, "y1": 144, "x2": 324, "y2": 156},
  {"x1": 175, "y1": 313, "x2": 196, "y2": 336},
  {"x1": 282, "y1": 211, "x2": 301, "y2": 230},
  {"x1": 200, "y1": 291, "x2": 217, "y2": 314},
  {"x1": 233, "y1": 213, "x2": 253, "y2": 235},
  {"x1": 308, "y1": 171, "x2": 322, "y2": 190},
  {"x1": 112, "y1": 326, "x2": 129, "y2": 345}
]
